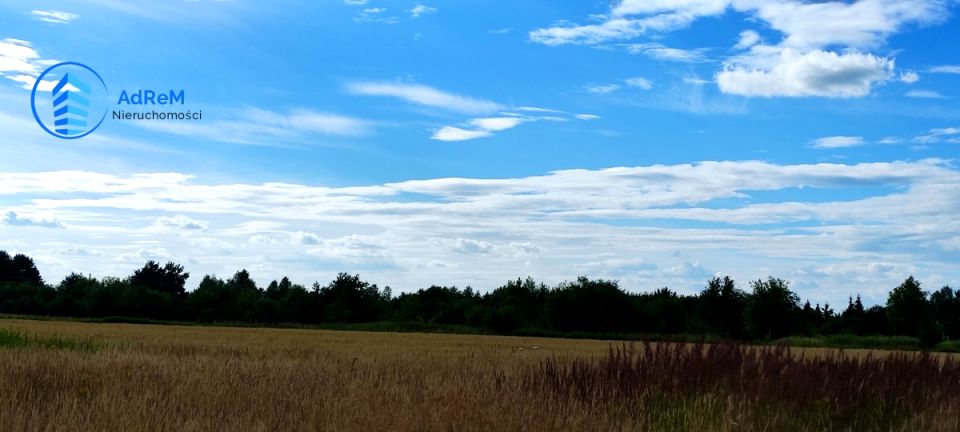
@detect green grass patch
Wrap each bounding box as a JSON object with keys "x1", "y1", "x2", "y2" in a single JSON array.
[
  {"x1": 774, "y1": 334, "x2": 921, "y2": 351},
  {"x1": 0, "y1": 327, "x2": 101, "y2": 352},
  {"x1": 934, "y1": 340, "x2": 960, "y2": 353}
]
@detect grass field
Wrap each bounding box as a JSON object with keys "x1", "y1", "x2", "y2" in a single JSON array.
[{"x1": 1, "y1": 319, "x2": 958, "y2": 431}]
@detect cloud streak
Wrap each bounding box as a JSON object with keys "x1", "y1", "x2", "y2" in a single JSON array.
[{"x1": 346, "y1": 82, "x2": 503, "y2": 114}]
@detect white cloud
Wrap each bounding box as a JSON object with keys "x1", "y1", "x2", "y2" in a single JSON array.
[
  {"x1": 734, "y1": 29, "x2": 760, "y2": 50},
  {"x1": 469, "y1": 117, "x2": 524, "y2": 132},
  {"x1": 156, "y1": 215, "x2": 208, "y2": 230},
  {"x1": 529, "y1": 0, "x2": 728, "y2": 46},
  {"x1": 624, "y1": 76, "x2": 653, "y2": 90},
  {"x1": 31, "y1": 10, "x2": 79, "y2": 24},
  {"x1": 741, "y1": 0, "x2": 947, "y2": 51},
  {"x1": 900, "y1": 71, "x2": 920, "y2": 84},
  {"x1": 717, "y1": 49, "x2": 893, "y2": 98},
  {"x1": 134, "y1": 107, "x2": 372, "y2": 146},
  {"x1": 431, "y1": 126, "x2": 492, "y2": 142},
  {"x1": 354, "y1": 8, "x2": 398, "y2": 24},
  {"x1": 913, "y1": 127, "x2": 960, "y2": 144},
  {"x1": 575, "y1": 114, "x2": 601, "y2": 121},
  {"x1": 905, "y1": 90, "x2": 946, "y2": 99},
  {"x1": 452, "y1": 238, "x2": 495, "y2": 254},
  {"x1": 2, "y1": 210, "x2": 64, "y2": 228},
  {"x1": 811, "y1": 136, "x2": 865, "y2": 149},
  {"x1": 0, "y1": 39, "x2": 41, "y2": 74},
  {"x1": 531, "y1": 0, "x2": 948, "y2": 98},
  {"x1": 683, "y1": 76, "x2": 711, "y2": 85},
  {"x1": 347, "y1": 81, "x2": 502, "y2": 114},
  {"x1": 343, "y1": 0, "x2": 368, "y2": 5},
  {"x1": 3, "y1": 159, "x2": 960, "y2": 305},
  {"x1": 586, "y1": 83, "x2": 620, "y2": 94},
  {"x1": 930, "y1": 65, "x2": 960, "y2": 74},
  {"x1": 409, "y1": 4, "x2": 437, "y2": 18},
  {"x1": 431, "y1": 117, "x2": 524, "y2": 142},
  {"x1": 626, "y1": 43, "x2": 709, "y2": 62},
  {"x1": 432, "y1": 110, "x2": 586, "y2": 142}
]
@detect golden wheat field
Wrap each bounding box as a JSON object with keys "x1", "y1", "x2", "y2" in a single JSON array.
[{"x1": 1, "y1": 318, "x2": 959, "y2": 432}]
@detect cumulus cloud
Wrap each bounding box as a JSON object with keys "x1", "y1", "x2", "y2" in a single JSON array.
[
  {"x1": 717, "y1": 49, "x2": 893, "y2": 98},
  {"x1": 531, "y1": 0, "x2": 948, "y2": 98}
]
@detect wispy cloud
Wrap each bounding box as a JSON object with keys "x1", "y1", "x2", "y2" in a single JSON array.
[
  {"x1": 811, "y1": 136, "x2": 865, "y2": 149},
  {"x1": 409, "y1": 4, "x2": 437, "y2": 18},
  {"x1": 624, "y1": 77, "x2": 653, "y2": 90},
  {"x1": 431, "y1": 110, "x2": 594, "y2": 142},
  {"x1": 30, "y1": 10, "x2": 79, "y2": 24},
  {"x1": 0, "y1": 38, "x2": 62, "y2": 91},
  {"x1": 134, "y1": 107, "x2": 372, "y2": 146},
  {"x1": 353, "y1": 7, "x2": 398, "y2": 24},
  {"x1": 346, "y1": 81, "x2": 503, "y2": 114},
  {"x1": 929, "y1": 65, "x2": 960, "y2": 74},
  {"x1": 585, "y1": 84, "x2": 620, "y2": 94},
  {"x1": 626, "y1": 43, "x2": 709, "y2": 62},
  {"x1": 431, "y1": 116, "x2": 526, "y2": 142},
  {"x1": 913, "y1": 127, "x2": 960, "y2": 144},
  {"x1": 905, "y1": 90, "x2": 946, "y2": 99}
]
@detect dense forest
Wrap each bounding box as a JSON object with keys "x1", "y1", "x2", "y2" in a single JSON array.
[{"x1": 1, "y1": 250, "x2": 958, "y2": 346}]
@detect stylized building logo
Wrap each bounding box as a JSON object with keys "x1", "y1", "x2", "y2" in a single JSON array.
[{"x1": 31, "y1": 62, "x2": 108, "y2": 139}]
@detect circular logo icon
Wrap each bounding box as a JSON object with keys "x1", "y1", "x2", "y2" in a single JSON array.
[{"x1": 30, "y1": 62, "x2": 108, "y2": 139}]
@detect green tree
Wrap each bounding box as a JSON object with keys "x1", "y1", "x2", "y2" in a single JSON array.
[
  {"x1": 886, "y1": 276, "x2": 933, "y2": 339},
  {"x1": 930, "y1": 286, "x2": 960, "y2": 340},
  {"x1": 696, "y1": 276, "x2": 746, "y2": 338},
  {"x1": 130, "y1": 261, "x2": 189, "y2": 297},
  {"x1": 745, "y1": 277, "x2": 800, "y2": 340}
]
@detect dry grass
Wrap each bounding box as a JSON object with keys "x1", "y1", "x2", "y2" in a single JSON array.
[{"x1": 0, "y1": 319, "x2": 957, "y2": 431}]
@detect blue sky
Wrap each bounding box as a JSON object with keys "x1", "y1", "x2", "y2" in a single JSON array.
[{"x1": 1, "y1": 0, "x2": 959, "y2": 307}]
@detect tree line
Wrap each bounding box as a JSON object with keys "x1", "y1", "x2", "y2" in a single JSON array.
[{"x1": 1, "y1": 250, "x2": 958, "y2": 346}]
